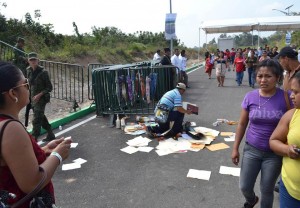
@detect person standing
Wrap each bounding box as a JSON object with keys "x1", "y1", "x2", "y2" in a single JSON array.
[
  {"x1": 153, "y1": 49, "x2": 161, "y2": 61},
  {"x1": 215, "y1": 51, "x2": 228, "y2": 87},
  {"x1": 245, "y1": 50, "x2": 258, "y2": 88},
  {"x1": 13, "y1": 37, "x2": 27, "y2": 77},
  {"x1": 205, "y1": 51, "x2": 213, "y2": 79},
  {"x1": 234, "y1": 52, "x2": 245, "y2": 86},
  {"x1": 0, "y1": 61, "x2": 71, "y2": 207},
  {"x1": 160, "y1": 48, "x2": 172, "y2": 65},
  {"x1": 27, "y1": 52, "x2": 55, "y2": 142},
  {"x1": 278, "y1": 46, "x2": 300, "y2": 91},
  {"x1": 179, "y1": 50, "x2": 189, "y2": 88},
  {"x1": 269, "y1": 71, "x2": 300, "y2": 208},
  {"x1": 231, "y1": 59, "x2": 289, "y2": 208}
]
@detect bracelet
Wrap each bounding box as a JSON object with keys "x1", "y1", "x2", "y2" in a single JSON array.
[{"x1": 50, "y1": 151, "x2": 62, "y2": 165}]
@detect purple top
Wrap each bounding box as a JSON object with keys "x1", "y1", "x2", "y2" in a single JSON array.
[{"x1": 242, "y1": 88, "x2": 291, "y2": 151}]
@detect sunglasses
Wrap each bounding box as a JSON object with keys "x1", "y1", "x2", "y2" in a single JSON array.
[
  {"x1": 12, "y1": 78, "x2": 30, "y2": 90},
  {"x1": 1, "y1": 79, "x2": 30, "y2": 94}
]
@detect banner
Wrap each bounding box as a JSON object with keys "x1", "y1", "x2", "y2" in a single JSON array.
[{"x1": 165, "y1": 13, "x2": 177, "y2": 40}]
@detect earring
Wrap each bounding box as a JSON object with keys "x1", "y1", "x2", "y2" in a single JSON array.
[{"x1": 14, "y1": 97, "x2": 18, "y2": 103}]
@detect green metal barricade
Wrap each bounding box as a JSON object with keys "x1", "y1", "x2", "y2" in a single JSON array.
[{"x1": 92, "y1": 64, "x2": 179, "y2": 118}]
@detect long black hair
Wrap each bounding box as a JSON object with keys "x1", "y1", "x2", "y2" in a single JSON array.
[{"x1": 0, "y1": 62, "x2": 22, "y2": 107}]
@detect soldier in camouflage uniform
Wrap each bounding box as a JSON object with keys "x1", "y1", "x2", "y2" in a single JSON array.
[
  {"x1": 27, "y1": 52, "x2": 55, "y2": 142},
  {"x1": 13, "y1": 37, "x2": 28, "y2": 77}
]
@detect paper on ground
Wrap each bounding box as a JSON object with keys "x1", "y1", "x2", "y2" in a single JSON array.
[
  {"x1": 193, "y1": 126, "x2": 219, "y2": 137},
  {"x1": 224, "y1": 134, "x2": 235, "y2": 142},
  {"x1": 137, "y1": 146, "x2": 154, "y2": 153},
  {"x1": 62, "y1": 163, "x2": 81, "y2": 171},
  {"x1": 127, "y1": 136, "x2": 151, "y2": 147},
  {"x1": 220, "y1": 132, "x2": 235, "y2": 136},
  {"x1": 73, "y1": 158, "x2": 87, "y2": 165},
  {"x1": 187, "y1": 169, "x2": 211, "y2": 181},
  {"x1": 206, "y1": 143, "x2": 230, "y2": 151},
  {"x1": 155, "y1": 148, "x2": 174, "y2": 156},
  {"x1": 71, "y1": 143, "x2": 79, "y2": 148},
  {"x1": 219, "y1": 166, "x2": 240, "y2": 177},
  {"x1": 120, "y1": 146, "x2": 139, "y2": 154}
]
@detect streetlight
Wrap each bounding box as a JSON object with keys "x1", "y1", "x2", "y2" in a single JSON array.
[{"x1": 272, "y1": 4, "x2": 294, "y2": 16}]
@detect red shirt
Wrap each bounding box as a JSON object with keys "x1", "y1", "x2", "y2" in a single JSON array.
[
  {"x1": 234, "y1": 57, "x2": 245, "y2": 72},
  {"x1": 0, "y1": 116, "x2": 55, "y2": 207}
]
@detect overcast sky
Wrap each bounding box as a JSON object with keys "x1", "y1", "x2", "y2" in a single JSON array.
[{"x1": 2, "y1": 0, "x2": 300, "y2": 47}]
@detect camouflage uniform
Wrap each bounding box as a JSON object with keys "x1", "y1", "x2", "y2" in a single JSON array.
[
  {"x1": 27, "y1": 65, "x2": 55, "y2": 140},
  {"x1": 13, "y1": 44, "x2": 28, "y2": 77}
]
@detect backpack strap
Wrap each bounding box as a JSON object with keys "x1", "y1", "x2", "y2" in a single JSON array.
[{"x1": 0, "y1": 119, "x2": 47, "y2": 208}]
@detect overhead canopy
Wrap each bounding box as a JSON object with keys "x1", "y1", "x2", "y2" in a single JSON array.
[{"x1": 201, "y1": 16, "x2": 300, "y2": 34}]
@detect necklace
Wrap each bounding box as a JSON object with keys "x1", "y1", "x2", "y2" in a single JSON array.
[{"x1": 258, "y1": 92, "x2": 275, "y2": 109}]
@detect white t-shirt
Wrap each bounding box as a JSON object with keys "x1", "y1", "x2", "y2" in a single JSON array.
[
  {"x1": 153, "y1": 53, "x2": 161, "y2": 60},
  {"x1": 171, "y1": 54, "x2": 181, "y2": 69},
  {"x1": 179, "y1": 55, "x2": 187, "y2": 71},
  {"x1": 298, "y1": 50, "x2": 300, "y2": 62}
]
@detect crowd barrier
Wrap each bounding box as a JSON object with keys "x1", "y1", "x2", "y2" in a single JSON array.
[{"x1": 92, "y1": 63, "x2": 179, "y2": 118}]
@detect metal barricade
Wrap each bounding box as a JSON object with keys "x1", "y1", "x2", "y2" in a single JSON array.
[
  {"x1": 92, "y1": 64, "x2": 179, "y2": 117},
  {"x1": 40, "y1": 61, "x2": 84, "y2": 103}
]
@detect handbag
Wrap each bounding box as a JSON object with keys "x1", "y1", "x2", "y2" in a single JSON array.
[
  {"x1": 0, "y1": 119, "x2": 48, "y2": 208},
  {"x1": 154, "y1": 103, "x2": 172, "y2": 124}
]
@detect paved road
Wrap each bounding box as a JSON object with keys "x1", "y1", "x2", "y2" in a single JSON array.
[{"x1": 51, "y1": 66, "x2": 280, "y2": 208}]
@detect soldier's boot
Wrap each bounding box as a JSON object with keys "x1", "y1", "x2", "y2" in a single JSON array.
[{"x1": 42, "y1": 130, "x2": 56, "y2": 142}]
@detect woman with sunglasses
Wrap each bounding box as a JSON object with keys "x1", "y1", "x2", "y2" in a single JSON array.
[{"x1": 0, "y1": 61, "x2": 72, "y2": 207}]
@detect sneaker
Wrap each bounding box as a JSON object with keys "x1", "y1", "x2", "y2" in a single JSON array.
[{"x1": 243, "y1": 196, "x2": 259, "y2": 208}]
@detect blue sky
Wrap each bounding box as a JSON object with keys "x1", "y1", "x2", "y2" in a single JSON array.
[{"x1": 2, "y1": 0, "x2": 300, "y2": 47}]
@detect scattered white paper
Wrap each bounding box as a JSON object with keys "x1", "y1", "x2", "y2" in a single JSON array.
[
  {"x1": 194, "y1": 126, "x2": 219, "y2": 137},
  {"x1": 190, "y1": 122, "x2": 196, "y2": 127},
  {"x1": 224, "y1": 134, "x2": 236, "y2": 142},
  {"x1": 187, "y1": 169, "x2": 211, "y2": 181},
  {"x1": 219, "y1": 166, "x2": 240, "y2": 177},
  {"x1": 127, "y1": 136, "x2": 152, "y2": 147},
  {"x1": 62, "y1": 163, "x2": 81, "y2": 171},
  {"x1": 137, "y1": 146, "x2": 154, "y2": 153},
  {"x1": 73, "y1": 158, "x2": 87, "y2": 165},
  {"x1": 71, "y1": 143, "x2": 79, "y2": 148},
  {"x1": 120, "y1": 146, "x2": 139, "y2": 154},
  {"x1": 155, "y1": 148, "x2": 174, "y2": 156}
]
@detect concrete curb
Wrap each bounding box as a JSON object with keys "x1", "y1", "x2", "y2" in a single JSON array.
[{"x1": 27, "y1": 104, "x2": 96, "y2": 134}]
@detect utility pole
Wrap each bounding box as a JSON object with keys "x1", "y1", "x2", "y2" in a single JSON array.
[
  {"x1": 272, "y1": 4, "x2": 294, "y2": 46},
  {"x1": 169, "y1": 0, "x2": 173, "y2": 56}
]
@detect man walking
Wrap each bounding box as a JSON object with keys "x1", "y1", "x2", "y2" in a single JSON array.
[
  {"x1": 13, "y1": 37, "x2": 27, "y2": 77},
  {"x1": 27, "y1": 52, "x2": 55, "y2": 142}
]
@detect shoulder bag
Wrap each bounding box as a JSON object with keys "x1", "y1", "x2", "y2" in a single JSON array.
[{"x1": 0, "y1": 119, "x2": 47, "y2": 208}]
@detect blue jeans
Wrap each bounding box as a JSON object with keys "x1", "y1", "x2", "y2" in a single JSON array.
[
  {"x1": 239, "y1": 143, "x2": 282, "y2": 208},
  {"x1": 236, "y1": 71, "x2": 244, "y2": 85},
  {"x1": 279, "y1": 178, "x2": 300, "y2": 208},
  {"x1": 247, "y1": 67, "x2": 255, "y2": 87}
]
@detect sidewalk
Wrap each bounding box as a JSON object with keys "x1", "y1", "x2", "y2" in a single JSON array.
[{"x1": 51, "y1": 66, "x2": 280, "y2": 208}]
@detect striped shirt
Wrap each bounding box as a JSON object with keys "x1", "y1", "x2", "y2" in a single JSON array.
[{"x1": 159, "y1": 88, "x2": 182, "y2": 109}]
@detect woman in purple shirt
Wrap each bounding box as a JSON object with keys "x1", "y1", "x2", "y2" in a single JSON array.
[{"x1": 231, "y1": 59, "x2": 291, "y2": 208}]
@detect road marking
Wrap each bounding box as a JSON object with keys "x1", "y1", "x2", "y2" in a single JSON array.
[
  {"x1": 55, "y1": 115, "x2": 97, "y2": 137},
  {"x1": 187, "y1": 62, "x2": 204, "y2": 74},
  {"x1": 38, "y1": 115, "x2": 97, "y2": 145}
]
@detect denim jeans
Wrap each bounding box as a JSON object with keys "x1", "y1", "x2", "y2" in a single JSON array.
[
  {"x1": 279, "y1": 178, "x2": 300, "y2": 208},
  {"x1": 236, "y1": 71, "x2": 244, "y2": 85},
  {"x1": 239, "y1": 143, "x2": 282, "y2": 208},
  {"x1": 247, "y1": 67, "x2": 255, "y2": 87}
]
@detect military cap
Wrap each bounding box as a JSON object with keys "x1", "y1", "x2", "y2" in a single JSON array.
[{"x1": 28, "y1": 52, "x2": 39, "y2": 60}]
